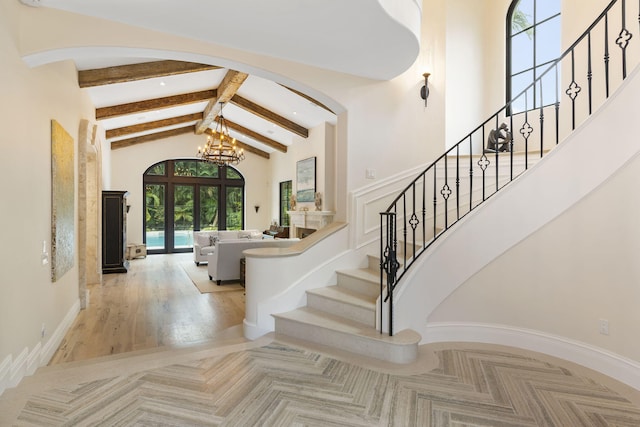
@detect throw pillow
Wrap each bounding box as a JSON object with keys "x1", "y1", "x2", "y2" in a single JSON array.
[{"x1": 209, "y1": 235, "x2": 219, "y2": 246}]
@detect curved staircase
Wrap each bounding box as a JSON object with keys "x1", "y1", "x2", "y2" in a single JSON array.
[{"x1": 273, "y1": 253, "x2": 421, "y2": 364}]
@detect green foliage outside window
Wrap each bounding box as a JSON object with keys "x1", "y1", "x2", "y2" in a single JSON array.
[
  {"x1": 200, "y1": 186, "x2": 219, "y2": 230},
  {"x1": 225, "y1": 187, "x2": 243, "y2": 230},
  {"x1": 174, "y1": 185, "x2": 194, "y2": 230},
  {"x1": 145, "y1": 184, "x2": 165, "y2": 231}
]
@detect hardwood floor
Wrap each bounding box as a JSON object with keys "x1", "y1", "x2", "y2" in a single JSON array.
[{"x1": 49, "y1": 253, "x2": 245, "y2": 364}]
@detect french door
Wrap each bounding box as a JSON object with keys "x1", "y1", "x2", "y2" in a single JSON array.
[{"x1": 143, "y1": 160, "x2": 244, "y2": 254}]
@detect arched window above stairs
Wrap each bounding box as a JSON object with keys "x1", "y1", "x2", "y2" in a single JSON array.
[{"x1": 507, "y1": 0, "x2": 561, "y2": 113}]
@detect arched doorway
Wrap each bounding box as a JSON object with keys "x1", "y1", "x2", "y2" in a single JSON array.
[{"x1": 143, "y1": 159, "x2": 245, "y2": 254}]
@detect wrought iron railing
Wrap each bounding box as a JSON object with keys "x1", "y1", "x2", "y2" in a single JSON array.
[{"x1": 380, "y1": 0, "x2": 640, "y2": 335}]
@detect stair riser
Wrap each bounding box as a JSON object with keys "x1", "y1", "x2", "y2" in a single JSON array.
[
  {"x1": 274, "y1": 318, "x2": 418, "y2": 364},
  {"x1": 336, "y1": 273, "x2": 379, "y2": 298},
  {"x1": 306, "y1": 293, "x2": 376, "y2": 327}
]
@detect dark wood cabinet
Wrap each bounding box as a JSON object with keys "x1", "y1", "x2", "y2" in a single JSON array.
[{"x1": 102, "y1": 190, "x2": 129, "y2": 273}]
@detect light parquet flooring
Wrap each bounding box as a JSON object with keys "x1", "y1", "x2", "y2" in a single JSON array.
[
  {"x1": 50, "y1": 253, "x2": 245, "y2": 364},
  {"x1": 4, "y1": 252, "x2": 639, "y2": 426},
  {"x1": 10, "y1": 342, "x2": 640, "y2": 426}
]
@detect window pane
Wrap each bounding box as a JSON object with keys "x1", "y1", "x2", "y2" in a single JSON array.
[
  {"x1": 225, "y1": 187, "x2": 243, "y2": 230},
  {"x1": 199, "y1": 185, "x2": 219, "y2": 231},
  {"x1": 174, "y1": 185, "x2": 194, "y2": 248},
  {"x1": 511, "y1": 70, "x2": 534, "y2": 113},
  {"x1": 536, "y1": 1, "x2": 560, "y2": 23},
  {"x1": 174, "y1": 160, "x2": 197, "y2": 176},
  {"x1": 226, "y1": 167, "x2": 241, "y2": 180},
  {"x1": 196, "y1": 162, "x2": 219, "y2": 178},
  {"x1": 535, "y1": 17, "x2": 561, "y2": 65},
  {"x1": 280, "y1": 180, "x2": 292, "y2": 226},
  {"x1": 511, "y1": 31, "x2": 534, "y2": 74},
  {"x1": 508, "y1": 0, "x2": 561, "y2": 114},
  {"x1": 512, "y1": 0, "x2": 533, "y2": 34},
  {"x1": 145, "y1": 184, "x2": 165, "y2": 250},
  {"x1": 146, "y1": 162, "x2": 166, "y2": 176}
]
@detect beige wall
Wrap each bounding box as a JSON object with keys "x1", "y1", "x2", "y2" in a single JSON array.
[
  {"x1": 0, "y1": 1, "x2": 95, "y2": 387},
  {"x1": 268, "y1": 122, "x2": 335, "y2": 224},
  {"x1": 428, "y1": 147, "x2": 640, "y2": 360}
]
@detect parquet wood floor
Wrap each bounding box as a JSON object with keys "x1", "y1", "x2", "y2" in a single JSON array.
[
  {"x1": 3, "y1": 253, "x2": 640, "y2": 425},
  {"x1": 50, "y1": 253, "x2": 245, "y2": 364},
  {"x1": 12, "y1": 342, "x2": 640, "y2": 426}
]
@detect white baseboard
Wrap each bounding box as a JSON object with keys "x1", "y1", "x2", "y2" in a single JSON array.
[
  {"x1": 0, "y1": 299, "x2": 80, "y2": 396},
  {"x1": 423, "y1": 322, "x2": 640, "y2": 391},
  {"x1": 243, "y1": 319, "x2": 269, "y2": 341},
  {"x1": 41, "y1": 299, "x2": 80, "y2": 366}
]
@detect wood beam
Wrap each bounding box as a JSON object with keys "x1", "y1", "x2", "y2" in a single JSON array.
[
  {"x1": 106, "y1": 113, "x2": 202, "y2": 139},
  {"x1": 279, "y1": 84, "x2": 335, "y2": 114},
  {"x1": 96, "y1": 89, "x2": 216, "y2": 120},
  {"x1": 79, "y1": 60, "x2": 220, "y2": 88},
  {"x1": 204, "y1": 128, "x2": 270, "y2": 159},
  {"x1": 195, "y1": 70, "x2": 248, "y2": 134},
  {"x1": 110, "y1": 126, "x2": 194, "y2": 149},
  {"x1": 225, "y1": 119, "x2": 287, "y2": 153},
  {"x1": 230, "y1": 95, "x2": 309, "y2": 138}
]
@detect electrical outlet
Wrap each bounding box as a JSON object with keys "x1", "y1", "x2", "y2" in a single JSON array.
[{"x1": 599, "y1": 319, "x2": 609, "y2": 335}]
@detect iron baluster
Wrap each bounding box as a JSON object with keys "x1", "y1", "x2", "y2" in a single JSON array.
[
  {"x1": 588, "y1": 33, "x2": 593, "y2": 115},
  {"x1": 456, "y1": 145, "x2": 460, "y2": 221},
  {"x1": 523, "y1": 91, "x2": 530, "y2": 169},
  {"x1": 618, "y1": 0, "x2": 631, "y2": 79},
  {"x1": 509, "y1": 111, "x2": 514, "y2": 180},
  {"x1": 605, "y1": 13, "x2": 610, "y2": 98},
  {"x1": 494, "y1": 116, "x2": 499, "y2": 192},
  {"x1": 422, "y1": 173, "x2": 426, "y2": 247},
  {"x1": 566, "y1": 50, "x2": 581, "y2": 130},
  {"x1": 538, "y1": 78, "x2": 544, "y2": 158},
  {"x1": 555, "y1": 65, "x2": 560, "y2": 145},
  {"x1": 402, "y1": 194, "x2": 407, "y2": 270},
  {"x1": 469, "y1": 136, "x2": 473, "y2": 211},
  {"x1": 432, "y1": 167, "x2": 437, "y2": 239}
]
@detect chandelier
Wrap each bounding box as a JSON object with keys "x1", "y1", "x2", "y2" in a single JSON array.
[{"x1": 197, "y1": 103, "x2": 245, "y2": 166}]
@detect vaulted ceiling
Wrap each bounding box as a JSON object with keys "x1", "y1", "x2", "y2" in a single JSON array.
[
  {"x1": 21, "y1": 0, "x2": 422, "y2": 159},
  {"x1": 77, "y1": 58, "x2": 337, "y2": 159}
]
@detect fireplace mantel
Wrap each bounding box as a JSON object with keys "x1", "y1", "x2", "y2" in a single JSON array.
[{"x1": 287, "y1": 210, "x2": 334, "y2": 238}]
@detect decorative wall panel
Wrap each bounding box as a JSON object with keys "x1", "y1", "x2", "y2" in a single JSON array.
[{"x1": 51, "y1": 120, "x2": 75, "y2": 282}]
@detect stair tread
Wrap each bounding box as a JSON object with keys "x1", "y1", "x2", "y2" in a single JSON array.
[
  {"x1": 337, "y1": 267, "x2": 379, "y2": 282},
  {"x1": 274, "y1": 307, "x2": 420, "y2": 345},
  {"x1": 307, "y1": 285, "x2": 376, "y2": 308}
]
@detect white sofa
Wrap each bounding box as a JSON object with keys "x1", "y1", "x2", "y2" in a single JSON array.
[
  {"x1": 193, "y1": 229, "x2": 261, "y2": 265},
  {"x1": 207, "y1": 238, "x2": 299, "y2": 285}
]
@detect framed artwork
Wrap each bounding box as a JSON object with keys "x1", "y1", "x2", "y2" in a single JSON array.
[
  {"x1": 296, "y1": 157, "x2": 316, "y2": 203},
  {"x1": 51, "y1": 120, "x2": 75, "y2": 282}
]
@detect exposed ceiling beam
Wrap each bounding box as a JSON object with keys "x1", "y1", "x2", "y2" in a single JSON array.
[
  {"x1": 225, "y1": 119, "x2": 287, "y2": 153},
  {"x1": 106, "y1": 113, "x2": 202, "y2": 139},
  {"x1": 110, "y1": 126, "x2": 194, "y2": 149},
  {"x1": 279, "y1": 84, "x2": 335, "y2": 114},
  {"x1": 195, "y1": 70, "x2": 248, "y2": 134},
  {"x1": 96, "y1": 89, "x2": 216, "y2": 120},
  {"x1": 204, "y1": 128, "x2": 270, "y2": 159},
  {"x1": 230, "y1": 95, "x2": 309, "y2": 138},
  {"x1": 79, "y1": 60, "x2": 220, "y2": 88}
]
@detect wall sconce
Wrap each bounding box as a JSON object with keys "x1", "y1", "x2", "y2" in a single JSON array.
[
  {"x1": 420, "y1": 72, "x2": 431, "y2": 107},
  {"x1": 254, "y1": 204, "x2": 260, "y2": 213}
]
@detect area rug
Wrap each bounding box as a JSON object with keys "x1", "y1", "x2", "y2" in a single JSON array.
[{"x1": 181, "y1": 262, "x2": 244, "y2": 293}]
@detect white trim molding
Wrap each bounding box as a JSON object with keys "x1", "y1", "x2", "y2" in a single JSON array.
[
  {"x1": 0, "y1": 299, "x2": 80, "y2": 396},
  {"x1": 423, "y1": 322, "x2": 640, "y2": 391}
]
